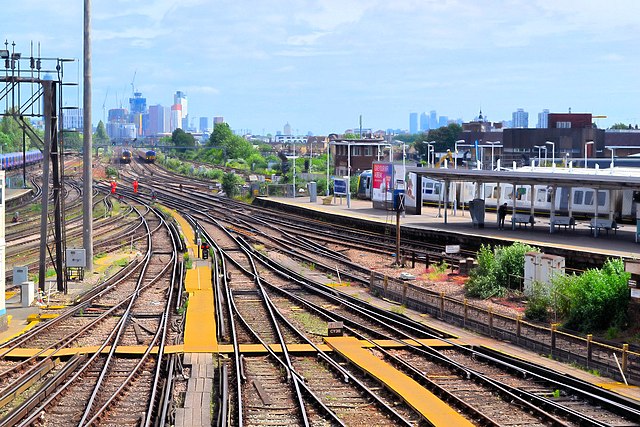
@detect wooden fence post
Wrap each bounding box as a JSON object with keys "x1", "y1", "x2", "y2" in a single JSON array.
[
  {"x1": 463, "y1": 298, "x2": 468, "y2": 327},
  {"x1": 622, "y1": 343, "x2": 629, "y2": 374},
  {"x1": 586, "y1": 334, "x2": 592, "y2": 368}
]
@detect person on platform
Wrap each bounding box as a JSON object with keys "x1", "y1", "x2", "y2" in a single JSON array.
[{"x1": 498, "y1": 202, "x2": 507, "y2": 229}]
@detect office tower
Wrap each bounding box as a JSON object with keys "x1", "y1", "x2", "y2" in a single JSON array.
[
  {"x1": 409, "y1": 112, "x2": 418, "y2": 134},
  {"x1": 170, "y1": 104, "x2": 182, "y2": 132},
  {"x1": 63, "y1": 108, "x2": 83, "y2": 130},
  {"x1": 213, "y1": 116, "x2": 224, "y2": 124},
  {"x1": 512, "y1": 108, "x2": 529, "y2": 128},
  {"x1": 199, "y1": 117, "x2": 209, "y2": 133},
  {"x1": 174, "y1": 91, "x2": 188, "y2": 129},
  {"x1": 438, "y1": 115, "x2": 448, "y2": 128},
  {"x1": 420, "y1": 112, "x2": 429, "y2": 132},
  {"x1": 429, "y1": 110, "x2": 437, "y2": 129},
  {"x1": 147, "y1": 104, "x2": 166, "y2": 136},
  {"x1": 537, "y1": 109, "x2": 550, "y2": 128},
  {"x1": 284, "y1": 122, "x2": 292, "y2": 135}
]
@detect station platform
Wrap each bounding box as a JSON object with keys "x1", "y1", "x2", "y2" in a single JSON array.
[
  {"x1": 5, "y1": 187, "x2": 33, "y2": 205},
  {"x1": 255, "y1": 195, "x2": 640, "y2": 261}
]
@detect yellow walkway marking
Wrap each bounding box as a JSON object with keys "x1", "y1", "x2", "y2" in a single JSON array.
[
  {"x1": 171, "y1": 209, "x2": 218, "y2": 353},
  {"x1": 325, "y1": 336, "x2": 474, "y2": 426}
]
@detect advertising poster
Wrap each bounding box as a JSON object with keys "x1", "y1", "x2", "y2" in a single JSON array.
[{"x1": 372, "y1": 162, "x2": 393, "y2": 209}]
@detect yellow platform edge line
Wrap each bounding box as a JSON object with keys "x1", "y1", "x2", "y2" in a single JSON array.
[{"x1": 325, "y1": 336, "x2": 474, "y2": 427}]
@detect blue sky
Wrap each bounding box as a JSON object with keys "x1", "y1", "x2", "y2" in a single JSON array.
[{"x1": 3, "y1": 0, "x2": 640, "y2": 135}]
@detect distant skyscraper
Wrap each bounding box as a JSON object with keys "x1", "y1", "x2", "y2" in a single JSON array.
[
  {"x1": 170, "y1": 104, "x2": 182, "y2": 132},
  {"x1": 174, "y1": 91, "x2": 188, "y2": 129},
  {"x1": 147, "y1": 104, "x2": 166, "y2": 136},
  {"x1": 129, "y1": 92, "x2": 146, "y2": 115},
  {"x1": 512, "y1": 108, "x2": 529, "y2": 128},
  {"x1": 420, "y1": 113, "x2": 429, "y2": 132},
  {"x1": 537, "y1": 109, "x2": 550, "y2": 128},
  {"x1": 429, "y1": 110, "x2": 437, "y2": 129},
  {"x1": 409, "y1": 113, "x2": 418, "y2": 134},
  {"x1": 213, "y1": 116, "x2": 224, "y2": 125},
  {"x1": 284, "y1": 122, "x2": 292, "y2": 135},
  {"x1": 438, "y1": 116, "x2": 448, "y2": 128},
  {"x1": 199, "y1": 117, "x2": 209, "y2": 133}
]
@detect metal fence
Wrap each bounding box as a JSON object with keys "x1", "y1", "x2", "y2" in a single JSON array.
[{"x1": 370, "y1": 272, "x2": 640, "y2": 385}]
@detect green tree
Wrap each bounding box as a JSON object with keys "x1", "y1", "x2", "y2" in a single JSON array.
[
  {"x1": 221, "y1": 171, "x2": 243, "y2": 197},
  {"x1": 414, "y1": 123, "x2": 463, "y2": 159},
  {"x1": 208, "y1": 122, "x2": 233, "y2": 147},
  {"x1": 94, "y1": 120, "x2": 109, "y2": 145},
  {"x1": 610, "y1": 122, "x2": 633, "y2": 130},
  {"x1": 61, "y1": 130, "x2": 82, "y2": 150},
  {"x1": 171, "y1": 128, "x2": 196, "y2": 152}
]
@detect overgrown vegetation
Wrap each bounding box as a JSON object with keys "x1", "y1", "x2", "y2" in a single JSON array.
[
  {"x1": 526, "y1": 258, "x2": 630, "y2": 332},
  {"x1": 465, "y1": 242, "x2": 538, "y2": 299}
]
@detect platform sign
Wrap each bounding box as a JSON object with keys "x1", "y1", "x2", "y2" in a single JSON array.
[
  {"x1": 333, "y1": 178, "x2": 348, "y2": 196},
  {"x1": 445, "y1": 245, "x2": 461, "y2": 254}
]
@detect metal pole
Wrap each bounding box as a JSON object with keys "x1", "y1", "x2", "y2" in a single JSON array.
[
  {"x1": 83, "y1": 0, "x2": 94, "y2": 271},
  {"x1": 326, "y1": 141, "x2": 329, "y2": 196},
  {"x1": 39, "y1": 81, "x2": 53, "y2": 292}
]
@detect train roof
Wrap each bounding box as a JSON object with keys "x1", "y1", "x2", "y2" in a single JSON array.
[{"x1": 406, "y1": 165, "x2": 640, "y2": 190}]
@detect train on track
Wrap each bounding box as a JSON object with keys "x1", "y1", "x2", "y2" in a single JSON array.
[
  {"x1": 357, "y1": 168, "x2": 640, "y2": 220},
  {"x1": 0, "y1": 150, "x2": 44, "y2": 170},
  {"x1": 139, "y1": 149, "x2": 156, "y2": 163},
  {"x1": 120, "y1": 149, "x2": 132, "y2": 164}
]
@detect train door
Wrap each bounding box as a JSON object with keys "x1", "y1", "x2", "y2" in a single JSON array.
[{"x1": 558, "y1": 187, "x2": 570, "y2": 212}]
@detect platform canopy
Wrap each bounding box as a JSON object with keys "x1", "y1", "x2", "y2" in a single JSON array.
[{"x1": 405, "y1": 166, "x2": 640, "y2": 190}]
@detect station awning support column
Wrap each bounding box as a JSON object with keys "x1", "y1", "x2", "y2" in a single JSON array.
[
  {"x1": 549, "y1": 185, "x2": 557, "y2": 234},
  {"x1": 511, "y1": 181, "x2": 517, "y2": 230},
  {"x1": 443, "y1": 180, "x2": 449, "y2": 224}
]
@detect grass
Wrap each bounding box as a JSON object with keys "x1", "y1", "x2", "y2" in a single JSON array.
[
  {"x1": 289, "y1": 310, "x2": 327, "y2": 336},
  {"x1": 390, "y1": 304, "x2": 407, "y2": 315},
  {"x1": 115, "y1": 258, "x2": 129, "y2": 267},
  {"x1": 184, "y1": 253, "x2": 193, "y2": 270}
]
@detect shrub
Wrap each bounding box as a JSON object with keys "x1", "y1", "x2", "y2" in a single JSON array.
[
  {"x1": 562, "y1": 258, "x2": 630, "y2": 332},
  {"x1": 525, "y1": 281, "x2": 550, "y2": 322},
  {"x1": 466, "y1": 243, "x2": 538, "y2": 299}
]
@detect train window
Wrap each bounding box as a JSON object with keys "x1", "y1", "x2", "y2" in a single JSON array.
[
  {"x1": 584, "y1": 191, "x2": 594, "y2": 206},
  {"x1": 573, "y1": 190, "x2": 584, "y2": 205},
  {"x1": 435, "y1": 183, "x2": 441, "y2": 195},
  {"x1": 484, "y1": 185, "x2": 493, "y2": 198},
  {"x1": 598, "y1": 191, "x2": 606, "y2": 206},
  {"x1": 536, "y1": 188, "x2": 547, "y2": 203},
  {"x1": 633, "y1": 191, "x2": 640, "y2": 203},
  {"x1": 517, "y1": 187, "x2": 527, "y2": 201}
]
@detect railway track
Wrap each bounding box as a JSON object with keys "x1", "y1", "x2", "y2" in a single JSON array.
[{"x1": 0, "y1": 199, "x2": 181, "y2": 426}]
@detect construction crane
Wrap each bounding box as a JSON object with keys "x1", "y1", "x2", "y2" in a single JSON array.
[
  {"x1": 102, "y1": 87, "x2": 109, "y2": 123},
  {"x1": 130, "y1": 70, "x2": 137, "y2": 96}
]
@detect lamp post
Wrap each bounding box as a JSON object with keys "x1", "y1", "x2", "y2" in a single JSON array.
[
  {"x1": 545, "y1": 141, "x2": 555, "y2": 167},
  {"x1": 585, "y1": 141, "x2": 594, "y2": 168},
  {"x1": 486, "y1": 141, "x2": 499, "y2": 170},
  {"x1": 608, "y1": 147, "x2": 615, "y2": 168},
  {"x1": 429, "y1": 146, "x2": 435, "y2": 168},
  {"x1": 326, "y1": 140, "x2": 330, "y2": 196}
]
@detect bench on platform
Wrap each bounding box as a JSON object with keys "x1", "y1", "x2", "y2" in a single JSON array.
[
  {"x1": 551, "y1": 216, "x2": 576, "y2": 231},
  {"x1": 588, "y1": 218, "x2": 619, "y2": 235},
  {"x1": 512, "y1": 213, "x2": 535, "y2": 229},
  {"x1": 322, "y1": 196, "x2": 333, "y2": 205}
]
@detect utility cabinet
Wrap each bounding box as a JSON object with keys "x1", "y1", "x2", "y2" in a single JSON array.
[{"x1": 524, "y1": 252, "x2": 565, "y2": 295}]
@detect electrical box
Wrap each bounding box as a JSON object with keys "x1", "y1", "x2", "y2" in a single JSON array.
[
  {"x1": 524, "y1": 252, "x2": 565, "y2": 295},
  {"x1": 13, "y1": 266, "x2": 28, "y2": 286},
  {"x1": 66, "y1": 249, "x2": 86, "y2": 268}
]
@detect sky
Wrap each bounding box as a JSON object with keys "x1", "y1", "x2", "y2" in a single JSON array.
[{"x1": 2, "y1": 0, "x2": 640, "y2": 135}]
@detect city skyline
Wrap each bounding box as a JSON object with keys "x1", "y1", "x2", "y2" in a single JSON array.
[{"x1": 2, "y1": 1, "x2": 640, "y2": 135}]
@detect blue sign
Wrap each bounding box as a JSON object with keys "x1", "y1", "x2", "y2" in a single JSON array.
[{"x1": 333, "y1": 178, "x2": 348, "y2": 195}]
